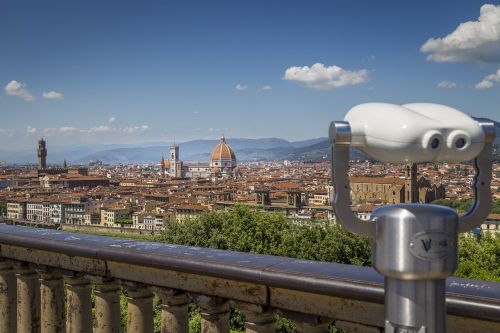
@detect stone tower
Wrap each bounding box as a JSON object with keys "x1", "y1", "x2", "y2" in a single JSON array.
[
  {"x1": 170, "y1": 145, "x2": 179, "y2": 177},
  {"x1": 37, "y1": 138, "x2": 47, "y2": 170},
  {"x1": 404, "y1": 163, "x2": 419, "y2": 203},
  {"x1": 160, "y1": 154, "x2": 165, "y2": 177}
]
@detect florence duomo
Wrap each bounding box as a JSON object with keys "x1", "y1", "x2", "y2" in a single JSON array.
[{"x1": 160, "y1": 135, "x2": 240, "y2": 180}]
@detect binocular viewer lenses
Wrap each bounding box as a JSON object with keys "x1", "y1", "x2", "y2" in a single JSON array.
[
  {"x1": 431, "y1": 138, "x2": 440, "y2": 149},
  {"x1": 422, "y1": 129, "x2": 471, "y2": 155},
  {"x1": 455, "y1": 138, "x2": 466, "y2": 149}
]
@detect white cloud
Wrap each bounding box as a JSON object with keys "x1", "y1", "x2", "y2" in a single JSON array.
[
  {"x1": 4, "y1": 80, "x2": 34, "y2": 101},
  {"x1": 36, "y1": 124, "x2": 153, "y2": 137},
  {"x1": 109, "y1": 117, "x2": 117, "y2": 123},
  {"x1": 42, "y1": 91, "x2": 63, "y2": 100},
  {"x1": 437, "y1": 80, "x2": 458, "y2": 88},
  {"x1": 123, "y1": 125, "x2": 150, "y2": 134},
  {"x1": 421, "y1": 4, "x2": 500, "y2": 63},
  {"x1": 0, "y1": 129, "x2": 16, "y2": 137},
  {"x1": 283, "y1": 63, "x2": 368, "y2": 90},
  {"x1": 235, "y1": 83, "x2": 248, "y2": 91},
  {"x1": 89, "y1": 125, "x2": 112, "y2": 133},
  {"x1": 26, "y1": 126, "x2": 37, "y2": 134},
  {"x1": 475, "y1": 80, "x2": 494, "y2": 90},
  {"x1": 59, "y1": 126, "x2": 84, "y2": 134},
  {"x1": 474, "y1": 68, "x2": 500, "y2": 89},
  {"x1": 485, "y1": 68, "x2": 500, "y2": 82},
  {"x1": 123, "y1": 127, "x2": 136, "y2": 134},
  {"x1": 42, "y1": 128, "x2": 58, "y2": 136},
  {"x1": 261, "y1": 85, "x2": 272, "y2": 91}
]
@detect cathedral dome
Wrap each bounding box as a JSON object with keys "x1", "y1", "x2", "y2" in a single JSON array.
[{"x1": 210, "y1": 136, "x2": 236, "y2": 164}]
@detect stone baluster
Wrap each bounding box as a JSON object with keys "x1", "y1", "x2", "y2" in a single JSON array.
[
  {"x1": 0, "y1": 260, "x2": 16, "y2": 333},
  {"x1": 125, "y1": 284, "x2": 154, "y2": 333},
  {"x1": 93, "y1": 279, "x2": 121, "y2": 333},
  {"x1": 66, "y1": 276, "x2": 92, "y2": 333},
  {"x1": 39, "y1": 271, "x2": 65, "y2": 333},
  {"x1": 152, "y1": 287, "x2": 189, "y2": 333},
  {"x1": 196, "y1": 295, "x2": 230, "y2": 333},
  {"x1": 15, "y1": 263, "x2": 40, "y2": 333},
  {"x1": 287, "y1": 312, "x2": 332, "y2": 333},
  {"x1": 236, "y1": 302, "x2": 276, "y2": 333}
]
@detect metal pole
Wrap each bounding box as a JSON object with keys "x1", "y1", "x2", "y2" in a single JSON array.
[
  {"x1": 385, "y1": 278, "x2": 445, "y2": 332},
  {"x1": 370, "y1": 204, "x2": 458, "y2": 333}
]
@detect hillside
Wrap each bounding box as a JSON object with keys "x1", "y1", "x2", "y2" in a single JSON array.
[{"x1": 75, "y1": 138, "x2": 329, "y2": 164}]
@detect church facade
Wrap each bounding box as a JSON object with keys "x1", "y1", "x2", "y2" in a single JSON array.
[{"x1": 350, "y1": 164, "x2": 445, "y2": 204}]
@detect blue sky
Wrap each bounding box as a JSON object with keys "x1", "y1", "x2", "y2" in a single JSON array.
[{"x1": 1, "y1": 1, "x2": 499, "y2": 149}]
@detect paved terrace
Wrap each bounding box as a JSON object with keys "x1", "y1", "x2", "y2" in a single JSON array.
[{"x1": 0, "y1": 224, "x2": 498, "y2": 332}]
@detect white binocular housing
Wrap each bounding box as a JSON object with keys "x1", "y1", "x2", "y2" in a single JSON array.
[
  {"x1": 329, "y1": 101, "x2": 495, "y2": 235},
  {"x1": 336, "y1": 102, "x2": 486, "y2": 163}
]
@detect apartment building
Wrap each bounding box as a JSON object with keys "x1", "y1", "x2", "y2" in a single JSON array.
[
  {"x1": 175, "y1": 204, "x2": 209, "y2": 222},
  {"x1": 7, "y1": 200, "x2": 26, "y2": 220},
  {"x1": 49, "y1": 202, "x2": 64, "y2": 224},
  {"x1": 27, "y1": 201, "x2": 50, "y2": 223},
  {"x1": 100, "y1": 205, "x2": 133, "y2": 227},
  {"x1": 308, "y1": 191, "x2": 329, "y2": 206},
  {"x1": 64, "y1": 197, "x2": 90, "y2": 225}
]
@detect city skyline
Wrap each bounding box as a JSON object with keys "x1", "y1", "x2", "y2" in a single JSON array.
[{"x1": 1, "y1": 1, "x2": 499, "y2": 149}]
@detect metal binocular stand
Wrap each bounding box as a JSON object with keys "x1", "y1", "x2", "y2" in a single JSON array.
[{"x1": 329, "y1": 108, "x2": 495, "y2": 333}]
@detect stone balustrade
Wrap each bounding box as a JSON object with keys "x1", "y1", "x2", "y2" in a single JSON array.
[{"x1": 0, "y1": 224, "x2": 499, "y2": 333}]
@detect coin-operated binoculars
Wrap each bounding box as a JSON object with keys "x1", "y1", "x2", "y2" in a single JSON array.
[{"x1": 329, "y1": 103, "x2": 496, "y2": 333}]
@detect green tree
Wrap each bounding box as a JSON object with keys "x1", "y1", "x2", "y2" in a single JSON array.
[
  {"x1": 431, "y1": 199, "x2": 472, "y2": 213},
  {"x1": 491, "y1": 200, "x2": 500, "y2": 214},
  {"x1": 0, "y1": 201, "x2": 7, "y2": 216},
  {"x1": 155, "y1": 205, "x2": 371, "y2": 266},
  {"x1": 455, "y1": 234, "x2": 500, "y2": 282}
]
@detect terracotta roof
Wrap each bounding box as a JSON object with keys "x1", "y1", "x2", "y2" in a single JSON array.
[
  {"x1": 176, "y1": 204, "x2": 209, "y2": 211},
  {"x1": 487, "y1": 213, "x2": 500, "y2": 221},
  {"x1": 350, "y1": 176, "x2": 405, "y2": 185},
  {"x1": 352, "y1": 204, "x2": 378, "y2": 212},
  {"x1": 273, "y1": 182, "x2": 301, "y2": 189}
]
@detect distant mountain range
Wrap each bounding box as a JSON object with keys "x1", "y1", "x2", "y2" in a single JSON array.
[
  {"x1": 1, "y1": 117, "x2": 498, "y2": 164},
  {"x1": 74, "y1": 137, "x2": 331, "y2": 164}
]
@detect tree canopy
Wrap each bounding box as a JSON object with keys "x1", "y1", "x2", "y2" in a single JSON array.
[{"x1": 154, "y1": 205, "x2": 372, "y2": 266}]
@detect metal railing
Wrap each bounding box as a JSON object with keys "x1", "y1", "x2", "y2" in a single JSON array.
[{"x1": 0, "y1": 224, "x2": 499, "y2": 332}]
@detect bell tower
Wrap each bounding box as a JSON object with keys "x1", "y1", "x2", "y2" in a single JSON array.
[
  {"x1": 404, "y1": 163, "x2": 419, "y2": 203},
  {"x1": 160, "y1": 154, "x2": 165, "y2": 177},
  {"x1": 37, "y1": 138, "x2": 47, "y2": 170},
  {"x1": 170, "y1": 144, "x2": 179, "y2": 176}
]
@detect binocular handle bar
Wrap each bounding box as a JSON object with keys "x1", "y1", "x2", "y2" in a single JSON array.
[
  {"x1": 330, "y1": 121, "x2": 376, "y2": 237},
  {"x1": 458, "y1": 122, "x2": 495, "y2": 232}
]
